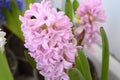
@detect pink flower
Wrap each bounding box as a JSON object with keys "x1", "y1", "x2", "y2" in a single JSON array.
[
  {"x1": 75, "y1": 0, "x2": 106, "y2": 47},
  {"x1": 20, "y1": 0, "x2": 77, "y2": 80}
]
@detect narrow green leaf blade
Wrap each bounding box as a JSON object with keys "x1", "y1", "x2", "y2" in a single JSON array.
[
  {"x1": 2, "y1": 7, "x2": 24, "y2": 41},
  {"x1": 25, "y1": 51, "x2": 36, "y2": 68},
  {"x1": 73, "y1": 0, "x2": 79, "y2": 12},
  {"x1": 65, "y1": 0, "x2": 73, "y2": 21},
  {"x1": 100, "y1": 27, "x2": 109, "y2": 80},
  {"x1": 0, "y1": 51, "x2": 14, "y2": 80},
  {"x1": 67, "y1": 68, "x2": 85, "y2": 80},
  {"x1": 10, "y1": 1, "x2": 19, "y2": 18},
  {"x1": 2, "y1": 8, "x2": 18, "y2": 34},
  {"x1": 10, "y1": 1, "x2": 24, "y2": 41},
  {"x1": 75, "y1": 49, "x2": 92, "y2": 80}
]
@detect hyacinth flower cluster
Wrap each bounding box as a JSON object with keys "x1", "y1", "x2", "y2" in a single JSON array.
[
  {"x1": 0, "y1": 0, "x2": 25, "y2": 24},
  {"x1": 74, "y1": 0, "x2": 106, "y2": 48},
  {"x1": 20, "y1": 0, "x2": 78, "y2": 80}
]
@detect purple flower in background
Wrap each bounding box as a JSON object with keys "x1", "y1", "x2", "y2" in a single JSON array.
[
  {"x1": 0, "y1": 0, "x2": 25, "y2": 24},
  {"x1": 16, "y1": 0, "x2": 25, "y2": 10},
  {"x1": 0, "y1": 10, "x2": 5, "y2": 23},
  {"x1": 0, "y1": 0, "x2": 10, "y2": 9},
  {"x1": 0, "y1": 0, "x2": 10, "y2": 23},
  {"x1": 0, "y1": 0, "x2": 4, "y2": 7}
]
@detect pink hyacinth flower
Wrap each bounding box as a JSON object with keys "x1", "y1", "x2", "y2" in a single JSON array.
[
  {"x1": 75, "y1": 0, "x2": 106, "y2": 48},
  {"x1": 19, "y1": 0, "x2": 77, "y2": 80}
]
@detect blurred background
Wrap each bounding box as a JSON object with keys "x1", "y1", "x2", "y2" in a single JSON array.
[
  {"x1": 102, "y1": 0, "x2": 120, "y2": 62},
  {"x1": 0, "y1": 0, "x2": 120, "y2": 80},
  {"x1": 50, "y1": 0, "x2": 120, "y2": 61},
  {"x1": 49, "y1": 0, "x2": 120, "y2": 80}
]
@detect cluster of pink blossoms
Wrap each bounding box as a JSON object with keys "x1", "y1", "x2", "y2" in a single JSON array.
[
  {"x1": 75, "y1": 0, "x2": 106, "y2": 47},
  {"x1": 19, "y1": 0, "x2": 77, "y2": 80}
]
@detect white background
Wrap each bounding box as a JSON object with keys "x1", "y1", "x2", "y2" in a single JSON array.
[{"x1": 102, "y1": 0, "x2": 120, "y2": 61}]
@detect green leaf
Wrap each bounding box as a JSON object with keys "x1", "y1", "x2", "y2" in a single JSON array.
[
  {"x1": 73, "y1": 0, "x2": 79, "y2": 12},
  {"x1": 25, "y1": 51, "x2": 36, "y2": 68},
  {"x1": 2, "y1": 8, "x2": 14, "y2": 26},
  {"x1": 10, "y1": 1, "x2": 24, "y2": 41},
  {"x1": 67, "y1": 68, "x2": 85, "y2": 80},
  {"x1": 100, "y1": 27, "x2": 109, "y2": 80},
  {"x1": 0, "y1": 51, "x2": 14, "y2": 80},
  {"x1": 75, "y1": 49, "x2": 92, "y2": 80},
  {"x1": 25, "y1": 0, "x2": 35, "y2": 9},
  {"x1": 2, "y1": 7, "x2": 24, "y2": 41},
  {"x1": 10, "y1": 1, "x2": 19, "y2": 18},
  {"x1": 65, "y1": 0, "x2": 73, "y2": 21},
  {"x1": 2, "y1": 8, "x2": 18, "y2": 34}
]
